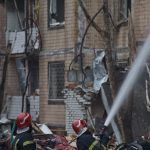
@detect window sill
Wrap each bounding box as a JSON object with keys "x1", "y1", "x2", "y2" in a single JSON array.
[
  {"x1": 48, "y1": 99, "x2": 64, "y2": 105},
  {"x1": 48, "y1": 22, "x2": 65, "y2": 30}
]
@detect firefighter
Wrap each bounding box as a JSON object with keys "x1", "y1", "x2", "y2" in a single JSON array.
[
  {"x1": 72, "y1": 119, "x2": 107, "y2": 150},
  {"x1": 13, "y1": 112, "x2": 36, "y2": 150}
]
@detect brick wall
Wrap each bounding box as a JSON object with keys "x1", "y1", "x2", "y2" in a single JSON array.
[
  {"x1": 63, "y1": 88, "x2": 104, "y2": 134},
  {"x1": 39, "y1": 0, "x2": 77, "y2": 50},
  {"x1": 38, "y1": 0, "x2": 150, "y2": 127},
  {"x1": 39, "y1": 0, "x2": 106, "y2": 51},
  {"x1": 39, "y1": 50, "x2": 91, "y2": 123},
  {"x1": 133, "y1": 0, "x2": 150, "y2": 41},
  {"x1": 39, "y1": 52, "x2": 71, "y2": 125},
  {"x1": 63, "y1": 89, "x2": 87, "y2": 134},
  {"x1": 6, "y1": 59, "x2": 21, "y2": 96},
  {"x1": 116, "y1": 0, "x2": 150, "y2": 49},
  {"x1": 39, "y1": 48, "x2": 97, "y2": 125},
  {"x1": 116, "y1": 26, "x2": 128, "y2": 49},
  {"x1": 84, "y1": 0, "x2": 104, "y2": 49}
]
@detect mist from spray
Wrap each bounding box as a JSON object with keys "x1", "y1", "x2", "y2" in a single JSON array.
[{"x1": 104, "y1": 34, "x2": 150, "y2": 127}]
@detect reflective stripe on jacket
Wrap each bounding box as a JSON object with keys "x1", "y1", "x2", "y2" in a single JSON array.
[
  {"x1": 88, "y1": 139, "x2": 107, "y2": 150},
  {"x1": 13, "y1": 131, "x2": 36, "y2": 150},
  {"x1": 89, "y1": 140, "x2": 99, "y2": 150}
]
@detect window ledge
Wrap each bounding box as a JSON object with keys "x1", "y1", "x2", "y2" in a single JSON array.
[{"x1": 48, "y1": 22, "x2": 65, "y2": 30}]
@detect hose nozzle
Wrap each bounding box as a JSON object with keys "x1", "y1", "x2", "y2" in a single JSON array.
[{"x1": 100, "y1": 125, "x2": 107, "y2": 135}]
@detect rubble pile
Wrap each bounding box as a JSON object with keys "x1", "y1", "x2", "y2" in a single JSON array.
[
  {"x1": 35, "y1": 134, "x2": 76, "y2": 150},
  {"x1": 0, "y1": 117, "x2": 11, "y2": 150},
  {"x1": 0, "y1": 119, "x2": 77, "y2": 150},
  {"x1": 0, "y1": 118, "x2": 150, "y2": 150}
]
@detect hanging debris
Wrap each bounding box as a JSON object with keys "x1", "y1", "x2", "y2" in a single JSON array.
[{"x1": 93, "y1": 51, "x2": 108, "y2": 93}]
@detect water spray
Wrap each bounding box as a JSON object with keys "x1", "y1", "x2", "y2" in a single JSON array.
[{"x1": 104, "y1": 34, "x2": 150, "y2": 127}]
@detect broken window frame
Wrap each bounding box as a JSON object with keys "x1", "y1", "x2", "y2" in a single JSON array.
[
  {"x1": 48, "y1": 61, "x2": 65, "y2": 100},
  {"x1": 47, "y1": 0, "x2": 65, "y2": 28},
  {"x1": 119, "y1": 0, "x2": 131, "y2": 20}
]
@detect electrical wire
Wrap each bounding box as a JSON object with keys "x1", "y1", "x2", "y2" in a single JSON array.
[
  {"x1": 23, "y1": 17, "x2": 42, "y2": 56},
  {"x1": 68, "y1": 5, "x2": 104, "y2": 87},
  {"x1": 79, "y1": 5, "x2": 104, "y2": 87}
]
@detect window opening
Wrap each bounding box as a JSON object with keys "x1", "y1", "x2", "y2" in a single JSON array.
[
  {"x1": 48, "y1": 0, "x2": 64, "y2": 27},
  {"x1": 48, "y1": 61, "x2": 65, "y2": 99}
]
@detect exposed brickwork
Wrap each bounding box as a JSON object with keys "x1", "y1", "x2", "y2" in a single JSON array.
[{"x1": 64, "y1": 89, "x2": 86, "y2": 134}]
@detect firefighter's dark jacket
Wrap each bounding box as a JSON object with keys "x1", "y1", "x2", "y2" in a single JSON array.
[
  {"x1": 77, "y1": 130, "x2": 101, "y2": 150},
  {"x1": 13, "y1": 130, "x2": 36, "y2": 150}
]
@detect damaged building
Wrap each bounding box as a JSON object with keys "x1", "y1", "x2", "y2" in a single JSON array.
[{"x1": 0, "y1": 0, "x2": 150, "y2": 139}]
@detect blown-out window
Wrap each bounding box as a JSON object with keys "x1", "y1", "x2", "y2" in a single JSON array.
[
  {"x1": 48, "y1": 0, "x2": 64, "y2": 27},
  {"x1": 119, "y1": 0, "x2": 131, "y2": 19},
  {"x1": 48, "y1": 61, "x2": 65, "y2": 99}
]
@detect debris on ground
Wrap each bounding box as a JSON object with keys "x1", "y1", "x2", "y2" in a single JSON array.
[
  {"x1": 0, "y1": 119, "x2": 150, "y2": 150},
  {"x1": 35, "y1": 134, "x2": 76, "y2": 150}
]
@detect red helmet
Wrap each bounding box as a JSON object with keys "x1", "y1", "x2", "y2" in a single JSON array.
[
  {"x1": 72, "y1": 119, "x2": 87, "y2": 134},
  {"x1": 16, "y1": 112, "x2": 32, "y2": 129}
]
